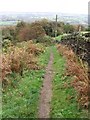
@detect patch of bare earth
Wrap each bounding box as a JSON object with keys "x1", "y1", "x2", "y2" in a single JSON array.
[{"x1": 38, "y1": 52, "x2": 54, "y2": 118}]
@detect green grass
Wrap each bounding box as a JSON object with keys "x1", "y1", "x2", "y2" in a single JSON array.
[
  {"x1": 55, "y1": 35, "x2": 63, "y2": 41},
  {"x1": 0, "y1": 21, "x2": 18, "y2": 26},
  {"x1": 2, "y1": 46, "x2": 51, "y2": 118},
  {"x1": 2, "y1": 45, "x2": 88, "y2": 118},
  {"x1": 2, "y1": 70, "x2": 44, "y2": 118},
  {"x1": 50, "y1": 46, "x2": 88, "y2": 118},
  {"x1": 80, "y1": 31, "x2": 89, "y2": 34},
  {"x1": 38, "y1": 46, "x2": 51, "y2": 67},
  {"x1": 55, "y1": 34, "x2": 70, "y2": 41}
]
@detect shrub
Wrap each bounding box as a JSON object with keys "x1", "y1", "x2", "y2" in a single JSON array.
[
  {"x1": 16, "y1": 22, "x2": 45, "y2": 42},
  {"x1": 36, "y1": 35, "x2": 53, "y2": 46},
  {"x1": 1, "y1": 41, "x2": 44, "y2": 86}
]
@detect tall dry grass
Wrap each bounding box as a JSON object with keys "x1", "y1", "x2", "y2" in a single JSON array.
[
  {"x1": 0, "y1": 41, "x2": 44, "y2": 85},
  {"x1": 57, "y1": 44, "x2": 89, "y2": 109}
]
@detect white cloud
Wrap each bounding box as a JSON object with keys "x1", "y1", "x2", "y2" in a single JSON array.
[{"x1": 0, "y1": 0, "x2": 89, "y2": 14}]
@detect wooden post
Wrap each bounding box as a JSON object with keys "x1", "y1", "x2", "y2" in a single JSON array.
[{"x1": 55, "y1": 14, "x2": 58, "y2": 37}]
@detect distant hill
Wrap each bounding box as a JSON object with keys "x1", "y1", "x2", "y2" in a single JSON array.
[{"x1": 0, "y1": 12, "x2": 88, "y2": 26}]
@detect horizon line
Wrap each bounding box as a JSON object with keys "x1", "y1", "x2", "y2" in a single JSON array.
[{"x1": 0, "y1": 11, "x2": 88, "y2": 15}]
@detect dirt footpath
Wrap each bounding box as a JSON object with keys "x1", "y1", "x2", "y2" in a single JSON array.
[{"x1": 38, "y1": 52, "x2": 54, "y2": 118}]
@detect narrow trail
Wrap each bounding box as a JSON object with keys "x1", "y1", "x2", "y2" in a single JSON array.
[{"x1": 38, "y1": 51, "x2": 54, "y2": 118}]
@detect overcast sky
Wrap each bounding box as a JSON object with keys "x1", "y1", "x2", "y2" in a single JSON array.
[{"x1": 0, "y1": 0, "x2": 89, "y2": 14}]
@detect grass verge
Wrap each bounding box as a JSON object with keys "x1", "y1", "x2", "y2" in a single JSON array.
[
  {"x1": 50, "y1": 46, "x2": 88, "y2": 118},
  {"x1": 2, "y1": 46, "x2": 51, "y2": 118}
]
